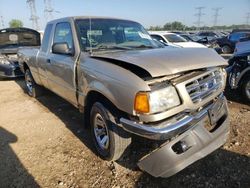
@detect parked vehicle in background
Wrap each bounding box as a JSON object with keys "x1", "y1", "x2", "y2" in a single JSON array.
[
  {"x1": 180, "y1": 34, "x2": 222, "y2": 54},
  {"x1": 149, "y1": 31, "x2": 206, "y2": 48},
  {"x1": 0, "y1": 27, "x2": 40, "y2": 78},
  {"x1": 196, "y1": 31, "x2": 224, "y2": 41},
  {"x1": 18, "y1": 16, "x2": 229, "y2": 178},
  {"x1": 227, "y1": 49, "x2": 250, "y2": 102},
  {"x1": 234, "y1": 37, "x2": 250, "y2": 55},
  {"x1": 216, "y1": 31, "x2": 250, "y2": 54}
]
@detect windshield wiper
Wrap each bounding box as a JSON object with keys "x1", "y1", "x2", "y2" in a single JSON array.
[
  {"x1": 134, "y1": 45, "x2": 154, "y2": 49},
  {"x1": 93, "y1": 44, "x2": 132, "y2": 51}
]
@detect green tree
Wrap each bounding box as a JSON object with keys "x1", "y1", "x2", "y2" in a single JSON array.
[
  {"x1": 9, "y1": 19, "x2": 23, "y2": 28},
  {"x1": 163, "y1": 21, "x2": 186, "y2": 31}
]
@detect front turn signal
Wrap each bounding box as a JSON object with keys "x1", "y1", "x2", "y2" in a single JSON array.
[{"x1": 134, "y1": 92, "x2": 150, "y2": 114}]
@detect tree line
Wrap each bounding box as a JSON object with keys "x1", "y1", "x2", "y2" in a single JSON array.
[{"x1": 148, "y1": 21, "x2": 250, "y2": 31}]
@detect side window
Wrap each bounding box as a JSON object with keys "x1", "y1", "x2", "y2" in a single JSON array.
[
  {"x1": 41, "y1": 24, "x2": 53, "y2": 52},
  {"x1": 229, "y1": 33, "x2": 242, "y2": 42},
  {"x1": 151, "y1": 35, "x2": 165, "y2": 42},
  {"x1": 53, "y1": 22, "x2": 74, "y2": 50}
]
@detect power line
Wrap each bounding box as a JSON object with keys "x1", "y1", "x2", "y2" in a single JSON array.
[
  {"x1": 194, "y1": 6, "x2": 206, "y2": 29},
  {"x1": 27, "y1": 0, "x2": 40, "y2": 30},
  {"x1": 212, "y1": 7, "x2": 222, "y2": 27}
]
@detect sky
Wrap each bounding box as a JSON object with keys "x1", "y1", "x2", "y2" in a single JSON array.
[{"x1": 0, "y1": 0, "x2": 250, "y2": 30}]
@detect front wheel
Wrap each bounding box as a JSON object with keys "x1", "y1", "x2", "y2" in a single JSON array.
[
  {"x1": 25, "y1": 69, "x2": 43, "y2": 97},
  {"x1": 241, "y1": 76, "x2": 250, "y2": 103},
  {"x1": 90, "y1": 102, "x2": 131, "y2": 161}
]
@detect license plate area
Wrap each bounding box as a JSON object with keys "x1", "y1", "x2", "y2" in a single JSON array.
[{"x1": 206, "y1": 97, "x2": 226, "y2": 132}]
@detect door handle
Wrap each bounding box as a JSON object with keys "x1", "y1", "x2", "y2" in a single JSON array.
[{"x1": 46, "y1": 59, "x2": 51, "y2": 63}]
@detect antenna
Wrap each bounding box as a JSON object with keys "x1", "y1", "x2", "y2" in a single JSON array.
[
  {"x1": 27, "y1": 0, "x2": 40, "y2": 30},
  {"x1": 194, "y1": 6, "x2": 206, "y2": 30},
  {"x1": 212, "y1": 7, "x2": 222, "y2": 27}
]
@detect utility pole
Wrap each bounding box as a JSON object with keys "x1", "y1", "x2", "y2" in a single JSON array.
[
  {"x1": 44, "y1": 0, "x2": 53, "y2": 22},
  {"x1": 212, "y1": 7, "x2": 222, "y2": 28},
  {"x1": 194, "y1": 6, "x2": 206, "y2": 30},
  {"x1": 246, "y1": 12, "x2": 250, "y2": 26},
  {"x1": 27, "y1": 0, "x2": 40, "y2": 30},
  {"x1": 0, "y1": 16, "x2": 4, "y2": 28}
]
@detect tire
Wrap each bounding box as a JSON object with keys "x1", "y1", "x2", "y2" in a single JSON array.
[
  {"x1": 24, "y1": 69, "x2": 43, "y2": 97},
  {"x1": 90, "y1": 102, "x2": 131, "y2": 161},
  {"x1": 241, "y1": 76, "x2": 250, "y2": 103},
  {"x1": 221, "y1": 45, "x2": 232, "y2": 54}
]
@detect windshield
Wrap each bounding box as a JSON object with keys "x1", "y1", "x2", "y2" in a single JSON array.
[
  {"x1": 164, "y1": 34, "x2": 187, "y2": 43},
  {"x1": 75, "y1": 19, "x2": 160, "y2": 52},
  {"x1": 0, "y1": 29, "x2": 40, "y2": 49}
]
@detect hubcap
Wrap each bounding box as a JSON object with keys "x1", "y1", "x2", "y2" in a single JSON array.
[
  {"x1": 222, "y1": 46, "x2": 230, "y2": 54},
  {"x1": 245, "y1": 80, "x2": 250, "y2": 100},
  {"x1": 93, "y1": 113, "x2": 109, "y2": 150},
  {"x1": 25, "y1": 72, "x2": 33, "y2": 94}
]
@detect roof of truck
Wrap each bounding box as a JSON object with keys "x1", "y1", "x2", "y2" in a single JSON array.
[{"x1": 47, "y1": 16, "x2": 137, "y2": 24}]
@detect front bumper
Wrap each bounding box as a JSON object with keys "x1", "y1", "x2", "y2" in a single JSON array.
[
  {"x1": 120, "y1": 94, "x2": 230, "y2": 177},
  {"x1": 0, "y1": 63, "x2": 23, "y2": 78},
  {"x1": 120, "y1": 94, "x2": 228, "y2": 140}
]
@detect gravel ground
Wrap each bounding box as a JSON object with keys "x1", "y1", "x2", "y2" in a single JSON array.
[{"x1": 0, "y1": 79, "x2": 249, "y2": 188}]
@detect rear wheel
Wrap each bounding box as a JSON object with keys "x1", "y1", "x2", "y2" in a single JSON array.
[
  {"x1": 90, "y1": 102, "x2": 131, "y2": 161},
  {"x1": 241, "y1": 76, "x2": 250, "y2": 103},
  {"x1": 25, "y1": 69, "x2": 43, "y2": 97},
  {"x1": 221, "y1": 45, "x2": 232, "y2": 54}
]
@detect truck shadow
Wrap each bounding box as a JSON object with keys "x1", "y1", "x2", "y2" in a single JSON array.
[
  {"x1": 14, "y1": 79, "x2": 100, "y2": 157},
  {"x1": 135, "y1": 149, "x2": 250, "y2": 188},
  {"x1": 0, "y1": 127, "x2": 39, "y2": 187}
]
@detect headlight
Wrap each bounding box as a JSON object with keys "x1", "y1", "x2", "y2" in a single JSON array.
[
  {"x1": 0, "y1": 57, "x2": 10, "y2": 65},
  {"x1": 134, "y1": 85, "x2": 181, "y2": 114}
]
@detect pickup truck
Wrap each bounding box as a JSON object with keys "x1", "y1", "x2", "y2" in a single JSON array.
[
  {"x1": 18, "y1": 16, "x2": 230, "y2": 178},
  {"x1": 0, "y1": 27, "x2": 40, "y2": 78}
]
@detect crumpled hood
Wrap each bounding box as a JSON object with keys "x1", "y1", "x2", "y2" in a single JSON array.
[{"x1": 91, "y1": 47, "x2": 227, "y2": 77}]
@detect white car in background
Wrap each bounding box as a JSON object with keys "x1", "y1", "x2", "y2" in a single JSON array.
[{"x1": 149, "y1": 31, "x2": 207, "y2": 48}]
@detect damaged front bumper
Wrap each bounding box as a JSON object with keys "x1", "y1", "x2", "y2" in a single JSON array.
[{"x1": 120, "y1": 94, "x2": 230, "y2": 177}]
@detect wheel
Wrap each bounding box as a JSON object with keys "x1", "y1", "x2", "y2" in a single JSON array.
[
  {"x1": 90, "y1": 102, "x2": 131, "y2": 161},
  {"x1": 25, "y1": 69, "x2": 43, "y2": 97},
  {"x1": 241, "y1": 76, "x2": 250, "y2": 103},
  {"x1": 221, "y1": 45, "x2": 232, "y2": 54}
]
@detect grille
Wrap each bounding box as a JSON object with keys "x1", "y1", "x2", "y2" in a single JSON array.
[{"x1": 185, "y1": 70, "x2": 222, "y2": 103}]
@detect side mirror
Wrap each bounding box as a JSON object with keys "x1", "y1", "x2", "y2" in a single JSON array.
[{"x1": 52, "y1": 42, "x2": 73, "y2": 55}]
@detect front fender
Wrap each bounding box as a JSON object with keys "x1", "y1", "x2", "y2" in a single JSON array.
[{"x1": 77, "y1": 56, "x2": 151, "y2": 115}]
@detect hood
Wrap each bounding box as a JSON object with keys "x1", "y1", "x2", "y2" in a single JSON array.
[
  {"x1": 91, "y1": 47, "x2": 227, "y2": 77},
  {"x1": 0, "y1": 47, "x2": 18, "y2": 55},
  {"x1": 173, "y1": 42, "x2": 206, "y2": 48}
]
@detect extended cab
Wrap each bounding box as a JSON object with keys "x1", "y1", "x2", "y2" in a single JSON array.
[{"x1": 18, "y1": 17, "x2": 230, "y2": 178}]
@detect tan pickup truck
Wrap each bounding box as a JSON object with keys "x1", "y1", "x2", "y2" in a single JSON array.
[{"x1": 18, "y1": 16, "x2": 230, "y2": 178}]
